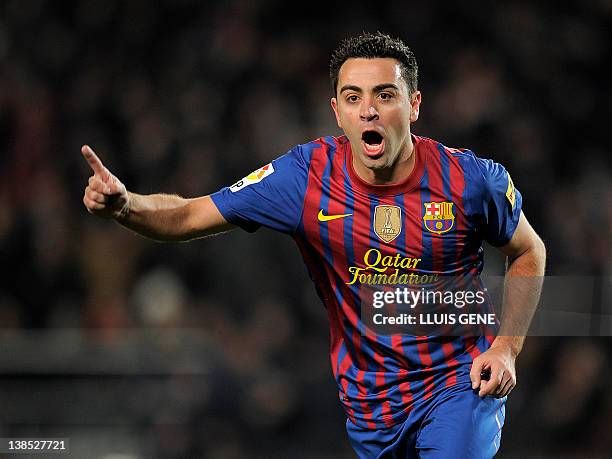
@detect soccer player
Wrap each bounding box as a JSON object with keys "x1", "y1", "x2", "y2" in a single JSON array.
[{"x1": 81, "y1": 32, "x2": 546, "y2": 458}]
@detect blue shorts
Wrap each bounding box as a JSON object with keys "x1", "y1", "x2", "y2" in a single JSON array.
[{"x1": 346, "y1": 382, "x2": 506, "y2": 459}]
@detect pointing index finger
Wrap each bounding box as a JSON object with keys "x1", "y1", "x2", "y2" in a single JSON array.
[{"x1": 81, "y1": 145, "x2": 106, "y2": 177}]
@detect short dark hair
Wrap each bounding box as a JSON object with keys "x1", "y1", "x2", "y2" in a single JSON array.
[{"x1": 329, "y1": 32, "x2": 418, "y2": 95}]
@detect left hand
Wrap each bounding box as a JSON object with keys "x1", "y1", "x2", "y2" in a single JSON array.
[{"x1": 470, "y1": 344, "x2": 517, "y2": 398}]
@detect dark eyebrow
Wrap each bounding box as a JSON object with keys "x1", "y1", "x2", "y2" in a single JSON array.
[
  {"x1": 339, "y1": 83, "x2": 399, "y2": 94},
  {"x1": 373, "y1": 83, "x2": 399, "y2": 92},
  {"x1": 339, "y1": 85, "x2": 362, "y2": 94}
]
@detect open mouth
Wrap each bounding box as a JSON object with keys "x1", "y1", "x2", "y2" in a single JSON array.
[{"x1": 361, "y1": 130, "x2": 385, "y2": 158}]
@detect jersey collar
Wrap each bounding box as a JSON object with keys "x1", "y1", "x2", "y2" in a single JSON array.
[{"x1": 343, "y1": 134, "x2": 425, "y2": 196}]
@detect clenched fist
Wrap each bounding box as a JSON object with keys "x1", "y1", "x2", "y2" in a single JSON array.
[
  {"x1": 81, "y1": 145, "x2": 129, "y2": 219},
  {"x1": 470, "y1": 343, "x2": 517, "y2": 398}
]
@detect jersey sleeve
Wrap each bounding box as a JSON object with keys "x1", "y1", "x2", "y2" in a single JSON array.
[
  {"x1": 210, "y1": 145, "x2": 309, "y2": 234},
  {"x1": 475, "y1": 157, "x2": 522, "y2": 246}
]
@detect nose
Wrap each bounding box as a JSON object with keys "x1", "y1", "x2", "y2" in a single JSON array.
[{"x1": 360, "y1": 104, "x2": 379, "y2": 122}]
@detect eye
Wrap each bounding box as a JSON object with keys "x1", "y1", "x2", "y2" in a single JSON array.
[
  {"x1": 378, "y1": 92, "x2": 393, "y2": 101},
  {"x1": 346, "y1": 94, "x2": 360, "y2": 103}
]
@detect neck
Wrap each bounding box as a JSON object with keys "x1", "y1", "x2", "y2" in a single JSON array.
[{"x1": 353, "y1": 137, "x2": 416, "y2": 185}]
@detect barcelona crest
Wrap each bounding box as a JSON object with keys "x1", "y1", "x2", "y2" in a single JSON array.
[{"x1": 423, "y1": 201, "x2": 455, "y2": 234}]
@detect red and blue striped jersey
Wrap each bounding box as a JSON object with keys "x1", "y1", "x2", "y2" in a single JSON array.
[{"x1": 211, "y1": 134, "x2": 522, "y2": 429}]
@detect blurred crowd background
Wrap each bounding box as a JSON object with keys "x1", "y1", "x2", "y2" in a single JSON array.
[{"x1": 1, "y1": 0, "x2": 611, "y2": 458}]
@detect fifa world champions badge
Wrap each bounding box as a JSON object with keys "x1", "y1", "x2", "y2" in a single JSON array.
[
  {"x1": 423, "y1": 201, "x2": 455, "y2": 234},
  {"x1": 374, "y1": 205, "x2": 402, "y2": 243}
]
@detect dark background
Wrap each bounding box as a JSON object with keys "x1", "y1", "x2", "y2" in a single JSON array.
[{"x1": 0, "y1": 0, "x2": 610, "y2": 457}]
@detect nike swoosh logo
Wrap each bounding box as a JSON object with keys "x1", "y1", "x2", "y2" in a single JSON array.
[{"x1": 318, "y1": 209, "x2": 353, "y2": 222}]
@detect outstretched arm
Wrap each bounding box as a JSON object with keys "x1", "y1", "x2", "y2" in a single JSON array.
[
  {"x1": 81, "y1": 145, "x2": 234, "y2": 241},
  {"x1": 470, "y1": 211, "x2": 546, "y2": 397}
]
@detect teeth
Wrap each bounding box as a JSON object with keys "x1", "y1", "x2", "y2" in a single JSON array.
[{"x1": 363, "y1": 140, "x2": 384, "y2": 155}]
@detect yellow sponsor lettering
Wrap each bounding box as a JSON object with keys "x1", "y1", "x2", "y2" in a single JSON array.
[
  {"x1": 346, "y1": 249, "x2": 423, "y2": 284},
  {"x1": 363, "y1": 249, "x2": 386, "y2": 272}
]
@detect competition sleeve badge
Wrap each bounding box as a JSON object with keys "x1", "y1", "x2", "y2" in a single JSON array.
[
  {"x1": 374, "y1": 205, "x2": 402, "y2": 243},
  {"x1": 423, "y1": 201, "x2": 454, "y2": 234},
  {"x1": 506, "y1": 174, "x2": 516, "y2": 208},
  {"x1": 230, "y1": 163, "x2": 274, "y2": 192}
]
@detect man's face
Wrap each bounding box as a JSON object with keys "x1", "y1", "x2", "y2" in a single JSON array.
[{"x1": 331, "y1": 57, "x2": 421, "y2": 175}]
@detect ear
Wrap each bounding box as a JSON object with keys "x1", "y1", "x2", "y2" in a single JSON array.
[
  {"x1": 330, "y1": 97, "x2": 342, "y2": 129},
  {"x1": 409, "y1": 91, "x2": 422, "y2": 123}
]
